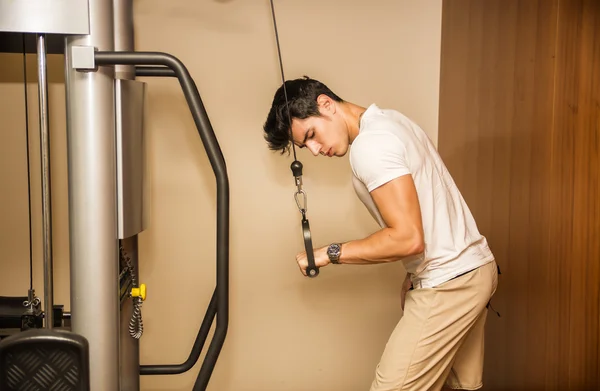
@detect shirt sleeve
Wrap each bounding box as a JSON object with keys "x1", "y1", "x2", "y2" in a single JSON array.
[{"x1": 350, "y1": 130, "x2": 411, "y2": 192}]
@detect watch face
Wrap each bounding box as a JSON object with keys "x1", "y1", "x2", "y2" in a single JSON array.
[{"x1": 328, "y1": 243, "x2": 340, "y2": 255}]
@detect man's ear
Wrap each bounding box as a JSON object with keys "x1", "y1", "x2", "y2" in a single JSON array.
[{"x1": 317, "y1": 94, "x2": 336, "y2": 114}]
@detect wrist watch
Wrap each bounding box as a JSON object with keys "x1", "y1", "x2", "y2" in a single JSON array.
[{"x1": 327, "y1": 243, "x2": 342, "y2": 264}]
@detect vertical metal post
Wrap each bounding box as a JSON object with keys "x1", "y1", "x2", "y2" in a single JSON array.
[
  {"x1": 113, "y1": 0, "x2": 134, "y2": 80},
  {"x1": 64, "y1": 0, "x2": 119, "y2": 389},
  {"x1": 36, "y1": 33, "x2": 54, "y2": 330},
  {"x1": 113, "y1": 1, "x2": 140, "y2": 390}
]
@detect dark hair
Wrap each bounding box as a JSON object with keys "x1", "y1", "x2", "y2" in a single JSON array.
[{"x1": 263, "y1": 76, "x2": 344, "y2": 154}]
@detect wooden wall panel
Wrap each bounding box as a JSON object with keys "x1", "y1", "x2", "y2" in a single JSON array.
[
  {"x1": 438, "y1": 0, "x2": 600, "y2": 390},
  {"x1": 556, "y1": 1, "x2": 600, "y2": 388}
]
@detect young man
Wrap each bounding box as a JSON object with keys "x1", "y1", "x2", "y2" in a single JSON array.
[{"x1": 263, "y1": 76, "x2": 498, "y2": 391}]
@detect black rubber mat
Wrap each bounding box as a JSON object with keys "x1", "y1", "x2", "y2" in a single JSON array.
[{"x1": 0, "y1": 329, "x2": 90, "y2": 391}]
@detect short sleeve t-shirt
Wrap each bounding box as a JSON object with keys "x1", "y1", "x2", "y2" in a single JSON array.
[{"x1": 349, "y1": 104, "x2": 494, "y2": 288}]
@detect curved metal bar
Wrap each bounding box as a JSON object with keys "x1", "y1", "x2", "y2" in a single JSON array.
[
  {"x1": 139, "y1": 288, "x2": 217, "y2": 375},
  {"x1": 135, "y1": 66, "x2": 176, "y2": 78},
  {"x1": 95, "y1": 51, "x2": 229, "y2": 391}
]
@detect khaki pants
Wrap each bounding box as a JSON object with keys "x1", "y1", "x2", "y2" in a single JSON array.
[{"x1": 369, "y1": 261, "x2": 499, "y2": 391}]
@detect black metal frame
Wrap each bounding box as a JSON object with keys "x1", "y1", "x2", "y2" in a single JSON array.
[{"x1": 94, "y1": 51, "x2": 229, "y2": 391}]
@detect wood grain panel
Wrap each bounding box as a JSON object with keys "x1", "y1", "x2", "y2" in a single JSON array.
[
  {"x1": 557, "y1": 1, "x2": 600, "y2": 388},
  {"x1": 548, "y1": 1, "x2": 577, "y2": 388},
  {"x1": 438, "y1": 0, "x2": 600, "y2": 390}
]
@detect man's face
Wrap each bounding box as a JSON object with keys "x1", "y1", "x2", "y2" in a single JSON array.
[{"x1": 290, "y1": 96, "x2": 349, "y2": 158}]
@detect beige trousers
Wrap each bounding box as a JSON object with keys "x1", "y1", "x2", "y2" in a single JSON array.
[{"x1": 369, "y1": 260, "x2": 499, "y2": 391}]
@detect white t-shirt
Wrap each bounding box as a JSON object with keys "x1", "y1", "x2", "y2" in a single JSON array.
[{"x1": 349, "y1": 104, "x2": 494, "y2": 288}]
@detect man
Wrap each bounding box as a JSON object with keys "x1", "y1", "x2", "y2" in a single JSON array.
[{"x1": 262, "y1": 76, "x2": 498, "y2": 391}]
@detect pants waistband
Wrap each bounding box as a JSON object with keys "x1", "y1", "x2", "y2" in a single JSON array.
[
  {"x1": 410, "y1": 262, "x2": 501, "y2": 290},
  {"x1": 410, "y1": 267, "x2": 478, "y2": 290}
]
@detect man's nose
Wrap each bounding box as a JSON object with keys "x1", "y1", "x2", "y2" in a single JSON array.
[{"x1": 306, "y1": 141, "x2": 321, "y2": 156}]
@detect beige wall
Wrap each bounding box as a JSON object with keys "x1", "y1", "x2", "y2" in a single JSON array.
[{"x1": 0, "y1": 1, "x2": 442, "y2": 390}]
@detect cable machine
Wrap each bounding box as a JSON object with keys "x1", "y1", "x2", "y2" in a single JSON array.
[
  {"x1": 0, "y1": 0, "x2": 229, "y2": 390},
  {"x1": 0, "y1": 0, "x2": 318, "y2": 390}
]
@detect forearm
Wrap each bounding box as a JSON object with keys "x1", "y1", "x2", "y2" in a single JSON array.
[{"x1": 338, "y1": 228, "x2": 423, "y2": 265}]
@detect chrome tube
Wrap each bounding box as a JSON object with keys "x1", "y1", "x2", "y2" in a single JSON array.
[
  {"x1": 64, "y1": 0, "x2": 119, "y2": 389},
  {"x1": 113, "y1": 1, "x2": 141, "y2": 389},
  {"x1": 36, "y1": 33, "x2": 54, "y2": 330},
  {"x1": 113, "y1": 0, "x2": 134, "y2": 80}
]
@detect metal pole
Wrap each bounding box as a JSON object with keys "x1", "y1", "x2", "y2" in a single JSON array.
[
  {"x1": 113, "y1": 1, "x2": 140, "y2": 390},
  {"x1": 36, "y1": 33, "x2": 54, "y2": 330},
  {"x1": 64, "y1": 0, "x2": 119, "y2": 388},
  {"x1": 113, "y1": 0, "x2": 134, "y2": 80}
]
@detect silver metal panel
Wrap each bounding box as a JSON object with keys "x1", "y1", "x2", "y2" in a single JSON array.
[
  {"x1": 0, "y1": 0, "x2": 90, "y2": 34},
  {"x1": 64, "y1": 0, "x2": 119, "y2": 389},
  {"x1": 115, "y1": 78, "x2": 147, "y2": 240}
]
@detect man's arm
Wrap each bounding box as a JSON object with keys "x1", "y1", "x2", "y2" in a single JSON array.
[
  {"x1": 338, "y1": 173, "x2": 424, "y2": 264},
  {"x1": 295, "y1": 130, "x2": 425, "y2": 275}
]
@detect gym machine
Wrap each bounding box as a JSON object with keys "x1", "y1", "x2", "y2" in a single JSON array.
[{"x1": 0, "y1": 0, "x2": 229, "y2": 390}]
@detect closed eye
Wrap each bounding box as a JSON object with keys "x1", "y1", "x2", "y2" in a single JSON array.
[{"x1": 298, "y1": 128, "x2": 315, "y2": 148}]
